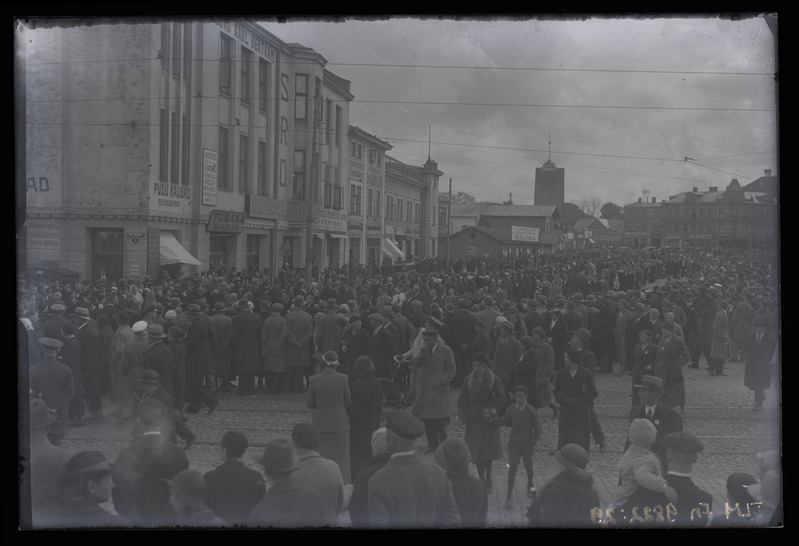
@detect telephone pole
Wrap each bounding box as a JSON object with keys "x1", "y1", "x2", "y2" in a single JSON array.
[
  {"x1": 446, "y1": 178, "x2": 452, "y2": 269},
  {"x1": 305, "y1": 88, "x2": 321, "y2": 286}
]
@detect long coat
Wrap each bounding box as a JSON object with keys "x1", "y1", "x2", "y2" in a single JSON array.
[
  {"x1": 29, "y1": 356, "x2": 75, "y2": 431},
  {"x1": 210, "y1": 312, "x2": 233, "y2": 375},
  {"x1": 729, "y1": 300, "x2": 754, "y2": 341},
  {"x1": 492, "y1": 335, "x2": 523, "y2": 388},
  {"x1": 545, "y1": 316, "x2": 571, "y2": 368},
  {"x1": 695, "y1": 301, "x2": 719, "y2": 350},
  {"x1": 58, "y1": 337, "x2": 84, "y2": 418},
  {"x1": 710, "y1": 308, "x2": 730, "y2": 359},
  {"x1": 143, "y1": 339, "x2": 175, "y2": 397},
  {"x1": 552, "y1": 365, "x2": 597, "y2": 453},
  {"x1": 654, "y1": 334, "x2": 690, "y2": 408},
  {"x1": 348, "y1": 372, "x2": 382, "y2": 479},
  {"x1": 168, "y1": 339, "x2": 187, "y2": 411},
  {"x1": 185, "y1": 314, "x2": 215, "y2": 376},
  {"x1": 615, "y1": 308, "x2": 633, "y2": 365},
  {"x1": 370, "y1": 325, "x2": 397, "y2": 377},
  {"x1": 532, "y1": 339, "x2": 555, "y2": 408},
  {"x1": 340, "y1": 327, "x2": 371, "y2": 377},
  {"x1": 410, "y1": 342, "x2": 456, "y2": 420},
  {"x1": 458, "y1": 370, "x2": 505, "y2": 463},
  {"x1": 307, "y1": 367, "x2": 352, "y2": 483},
  {"x1": 594, "y1": 302, "x2": 617, "y2": 356},
  {"x1": 204, "y1": 460, "x2": 266, "y2": 526},
  {"x1": 744, "y1": 332, "x2": 777, "y2": 393},
  {"x1": 77, "y1": 322, "x2": 102, "y2": 400},
  {"x1": 447, "y1": 469, "x2": 488, "y2": 528},
  {"x1": 286, "y1": 308, "x2": 314, "y2": 368},
  {"x1": 231, "y1": 310, "x2": 263, "y2": 374},
  {"x1": 315, "y1": 312, "x2": 343, "y2": 357},
  {"x1": 261, "y1": 313, "x2": 288, "y2": 373}
]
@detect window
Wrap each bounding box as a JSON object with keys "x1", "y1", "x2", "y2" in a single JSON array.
[
  {"x1": 182, "y1": 23, "x2": 191, "y2": 79},
  {"x1": 377, "y1": 153, "x2": 381, "y2": 166},
  {"x1": 350, "y1": 184, "x2": 362, "y2": 215},
  {"x1": 357, "y1": 143, "x2": 363, "y2": 159},
  {"x1": 334, "y1": 186, "x2": 342, "y2": 210},
  {"x1": 397, "y1": 199, "x2": 403, "y2": 222},
  {"x1": 239, "y1": 135, "x2": 250, "y2": 193},
  {"x1": 258, "y1": 59, "x2": 271, "y2": 112},
  {"x1": 181, "y1": 114, "x2": 189, "y2": 184},
  {"x1": 210, "y1": 235, "x2": 232, "y2": 266},
  {"x1": 293, "y1": 150, "x2": 306, "y2": 200},
  {"x1": 324, "y1": 180, "x2": 332, "y2": 208},
  {"x1": 240, "y1": 47, "x2": 252, "y2": 104},
  {"x1": 218, "y1": 126, "x2": 230, "y2": 189},
  {"x1": 377, "y1": 191, "x2": 381, "y2": 218},
  {"x1": 407, "y1": 202, "x2": 412, "y2": 222},
  {"x1": 691, "y1": 208, "x2": 697, "y2": 219},
  {"x1": 160, "y1": 24, "x2": 170, "y2": 73},
  {"x1": 386, "y1": 196, "x2": 390, "y2": 219},
  {"x1": 719, "y1": 207, "x2": 726, "y2": 219},
  {"x1": 368, "y1": 189, "x2": 373, "y2": 216},
  {"x1": 369, "y1": 149, "x2": 376, "y2": 164},
  {"x1": 170, "y1": 112, "x2": 179, "y2": 183},
  {"x1": 730, "y1": 207, "x2": 737, "y2": 218},
  {"x1": 325, "y1": 99, "x2": 332, "y2": 142},
  {"x1": 171, "y1": 23, "x2": 180, "y2": 76},
  {"x1": 220, "y1": 34, "x2": 233, "y2": 93},
  {"x1": 351, "y1": 141, "x2": 356, "y2": 158},
  {"x1": 315, "y1": 78, "x2": 322, "y2": 121},
  {"x1": 335, "y1": 106, "x2": 342, "y2": 147},
  {"x1": 295, "y1": 74, "x2": 308, "y2": 120},
  {"x1": 159, "y1": 108, "x2": 168, "y2": 181},
  {"x1": 258, "y1": 140, "x2": 268, "y2": 196},
  {"x1": 438, "y1": 206, "x2": 447, "y2": 227},
  {"x1": 246, "y1": 234, "x2": 260, "y2": 272},
  {"x1": 416, "y1": 203, "x2": 421, "y2": 224}
]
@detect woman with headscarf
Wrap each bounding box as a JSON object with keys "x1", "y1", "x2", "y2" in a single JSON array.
[
  {"x1": 552, "y1": 348, "x2": 597, "y2": 455},
  {"x1": 348, "y1": 356, "x2": 382, "y2": 479},
  {"x1": 457, "y1": 353, "x2": 505, "y2": 492}
]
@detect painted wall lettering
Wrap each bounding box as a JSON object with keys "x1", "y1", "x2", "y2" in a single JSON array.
[
  {"x1": 280, "y1": 116, "x2": 289, "y2": 145},
  {"x1": 280, "y1": 73, "x2": 290, "y2": 101}
]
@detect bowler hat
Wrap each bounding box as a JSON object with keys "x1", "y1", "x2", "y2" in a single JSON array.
[
  {"x1": 164, "y1": 310, "x2": 177, "y2": 320},
  {"x1": 326, "y1": 299, "x2": 338, "y2": 310},
  {"x1": 237, "y1": 299, "x2": 251, "y2": 310},
  {"x1": 385, "y1": 410, "x2": 425, "y2": 440},
  {"x1": 186, "y1": 304, "x2": 201, "y2": 314},
  {"x1": 663, "y1": 431, "x2": 704, "y2": 454},
  {"x1": 213, "y1": 302, "x2": 226, "y2": 312},
  {"x1": 260, "y1": 438, "x2": 300, "y2": 474},
  {"x1": 147, "y1": 324, "x2": 167, "y2": 339},
  {"x1": 291, "y1": 422, "x2": 320, "y2": 450},
  {"x1": 574, "y1": 328, "x2": 592, "y2": 344},
  {"x1": 634, "y1": 374, "x2": 663, "y2": 392},
  {"x1": 30, "y1": 398, "x2": 58, "y2": 429},
  {"x1": 500, "y1": 300, "x2": 513, "y2": 310},
  {"x1": 38, "y1": 337, "x2": 63, "y2": 350},
  {"x1": 555, "y1": 444, "x2": 589, "y2": 473},
  {"x1": 434, "y1": 438, "x2": 471, "y2": 472},
  {"x1": 293, "y1": 295, "x2": 306, "y2": 307},
  {"x1": 61, "y1": 450, "x2": 111, "y2": 482},
  {"x1": 72, "y1": 307, "x2": 90, "y2": 320},
  {"x1": 138, "y1": 369, "x2": 161, "y2": 385}
]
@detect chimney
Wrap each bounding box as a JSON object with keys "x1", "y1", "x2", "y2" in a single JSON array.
[
  {"x1": 709, "y1": 186, "x2": 718, "y2": 192},
  {"x1": 692, "y1": 187, "x2": 698, "y2": 192},
  {"x1": 765, "y1": 169, "x2": 772, "y2": 177}
]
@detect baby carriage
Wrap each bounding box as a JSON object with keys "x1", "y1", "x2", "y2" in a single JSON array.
[{"x1": 378, "y1": 355, "x2": 415, "y2": 409}]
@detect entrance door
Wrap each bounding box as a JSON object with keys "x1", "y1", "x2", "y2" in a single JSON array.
[{"x1": 91, "y1": 229, "x2": 124, "y2": 282}]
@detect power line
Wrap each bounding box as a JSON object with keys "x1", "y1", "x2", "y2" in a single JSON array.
[
  {"x1": 328, "y1": 62, "x2": 773, "y2": 77},
  {"x1": 354, "y1": 100, "x2": 773, "y2": 112}
]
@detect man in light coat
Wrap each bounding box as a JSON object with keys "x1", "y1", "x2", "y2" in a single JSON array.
[
  {"x1": 261, "y1": 303, "x2": 288, "y2": 394},
  {"x1": 709, "y1": 295, "x2": 731, "y2": 376},
  {"x1": 729, "y1": 293, "x2": 754, "y2": 363},
  {"x1": 411, "y1": 327, "x2": 457, "y2": 453},
  {"x1": 210, "y1": 302, "x2": 234, "y2": 392}
]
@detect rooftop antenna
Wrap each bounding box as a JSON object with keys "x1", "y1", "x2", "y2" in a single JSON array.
[
  {"x1": 428, "y1": 125, "x2": 431, "y2": 161},
  {"x1": 548, "y1": 130, "x2": 551, "y2": 162}
]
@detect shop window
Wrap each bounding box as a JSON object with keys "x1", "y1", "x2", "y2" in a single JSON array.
[{"x1": 295, "y1": 74, "x2": 308, "y2": 120}]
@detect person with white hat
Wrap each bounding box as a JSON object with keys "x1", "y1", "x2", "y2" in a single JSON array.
[
  {"x1": 30, "y1": 338, "x2": 75, "y2": 445},
  {"x1": 120, "y1": 320, "x2": 150, "y2": 419},
  {"x1": 109, "y1": 311, "x2": 135, "y2": 419}
]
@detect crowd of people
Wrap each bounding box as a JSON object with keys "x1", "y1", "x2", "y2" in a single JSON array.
[{"x1": 19, "y1": 245, "x2": 781, "y2": 528}]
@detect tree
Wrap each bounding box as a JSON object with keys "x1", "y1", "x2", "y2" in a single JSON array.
[
  {"x1": 449, "y1": 191, "x2": 477, "y2": 205},
  {"x1": 561, "y1": 202, "x2": 587, "y2": 227},
  {"x1": 576, "y1": 197, "x2": 602, "y2": 218},
  {"x1": 600, "y1": 202, "x2": 624, "y2": 219}
]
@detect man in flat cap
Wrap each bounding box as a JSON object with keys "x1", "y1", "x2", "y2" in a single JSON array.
[
  {"x1": 658, "y1": 431, "x2": 713, "y2": 527},
  {"x1": 30, "y1": 338, "x2": 75, "y2": 446},
  {"x1": 367, "y1": 410, "x2": 461, "y2": 528}
]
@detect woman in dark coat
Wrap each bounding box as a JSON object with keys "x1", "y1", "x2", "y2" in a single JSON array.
[
  {"x1": 552, "y1": 348, "x2": 597, "y2": 455},
  {"x1": 457, "y1": 353, "x2": 505, "y2": 492},
  {"x1": 348, "y1": 356, "x2": 382, "y2": 480},
  {"x1": 631, "y1": 329, "x2": 657, "y2": 406}
]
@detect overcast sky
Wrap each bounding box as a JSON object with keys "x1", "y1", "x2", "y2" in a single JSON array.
[{"x1": 259, "y1": 15, "x2": 777, "y2": 209}]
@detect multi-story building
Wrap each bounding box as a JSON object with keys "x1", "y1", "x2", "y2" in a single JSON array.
[
  {"x1": 572, "y1": 217, "x2": 625, "y2": 245},
  {"x1": 662, "y1": 179, "x2": 778, "y2": 249},
  {"x1": 623, "y1": 197, "x2": 664, "y2": 248},
  {"x1": 20, "y1": 20, "x2": 353, "y2": 282}
]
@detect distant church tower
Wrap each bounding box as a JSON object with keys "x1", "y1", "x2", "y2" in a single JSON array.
[{"x1": 534, "y1": 132, "x2": 565, "y2": 207}]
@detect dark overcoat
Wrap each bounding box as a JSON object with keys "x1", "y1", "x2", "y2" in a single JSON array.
[
  {"x1": 552, "y1": 365, "x2": 597, "y2": 453},
  {"x1": 348, "y1": 372, "x2": 382, "y2": 479},
  {"x1": 77, "y1": 322, "x2": 102, "y2": 399},
  {"x1": 204, "y1": 460, "x2": 266, "y2": 526},
  {"x1": 458, "y1": 370, "x2": 505, "y2": 463},
  {"x1": 261, "y1": 313, "x2": 288, "y2": 373},
  {"x1": 744, "y1": 332, "x2": 777, "y2": 393},
  {"x1": 231, "y1": 310, "x2": 263, "y2": 374}
]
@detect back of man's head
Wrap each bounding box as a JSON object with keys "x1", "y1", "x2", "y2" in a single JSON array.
[{"x1": 138, "y1": 398, "x2": 166, "y2": 429}]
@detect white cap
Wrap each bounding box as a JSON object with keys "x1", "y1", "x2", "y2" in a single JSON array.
[{"x1": 132, "y1": 321, "x2": 148, "y2": 333}]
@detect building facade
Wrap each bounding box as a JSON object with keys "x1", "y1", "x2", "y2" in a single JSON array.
[
  {"x1": 448, "y1": 205, "x2": 564, "y2": 252},
  {"x1": 622, "y1": 198, "x2": 663, "y2": 248},
  {"x1": 534, "y1": 159, "x2": 565, "y2": 208},
  {"x1": 21, "y1": 20, "x2": 353, "y2": 282}
]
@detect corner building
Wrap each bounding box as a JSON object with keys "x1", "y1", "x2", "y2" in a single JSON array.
[{"x1": 21, "y1": 20, "x2": 352, "y2": 282}]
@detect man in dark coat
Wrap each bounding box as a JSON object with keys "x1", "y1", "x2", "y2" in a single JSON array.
[
  {"x1": 73, "y1": 307, "x2": 103, "y2": 420},
  {"x1": 369, "y1": 313, "x2": 397, "y2": 380},
  {"x1": 231, "y1": 300, "x2": 263, "y2": 396},
  {"x1": 210, "y1": 302, "x2": 234, "y2": 392},
  {"x1": 348, "y1": 356, "x2": 382, "y2": 479},
  {"x1": 285, "y1": 296, "x2": 314, "y2": 393},
  {"x1": 536, "y1": 443, "x2": 600, "y2": 528},
  {"x1": 625, "y1": 303, "x2": 655, "y2": 374},
  {"x1": 204, "y1": 430, "x2": 265, "y2": 526},
  {"x1": 570, "y1": 329, "x2": 606, "y2": 452},
  {"x1": 184, "y1": 304, "x2": 219, "y2": 413},
  {"x1": 340, "y1": 316, "x2": 371, "y2": 380},
  {"x1": 434, "y1": 438, "x2": 488, "y2": 528},
  {"x1": 449, "y1": 298, "x2": 477, "y2": 387},
  {"x1": 594, "y1": 294, "x2": 617, "y2": 373},
  {"x1": 348, "y1": 427, "x2": 391, "y2": 528},
  {"x1": 112, "y1": 398, "x2": 189, "y2": 526},
  {"x1": 142, "y1": 324, "x2": 175, "y2": 398},
  {"x1": 545, "y1": 308, "x2": 570, "y2": 371},
  {"x1": 247, "y1": 438, "x2": 337, "y2": 528},
  {"x1": 391, "y1": 302, "x2": 413, "y2": 355},
  {"x1": 627, "y1": 375, "x2": 683, "y2": 472},
  {"x1": 30, "y1": 338, "x2": 75, "y2": 446},
  {"x1": 744, "y1": 316, "x2": 777, "y2": 409},
  {"x1": 689, "y1": 289, "x2": 718, "y2": 370},
  {"x1": 43, "y1": 304, "x2": 70, "y2": 342}
]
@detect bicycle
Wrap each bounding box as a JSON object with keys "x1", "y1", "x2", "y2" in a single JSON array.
[{"x1": 378, "y1": 355, "x2": 415, "y2": 410}]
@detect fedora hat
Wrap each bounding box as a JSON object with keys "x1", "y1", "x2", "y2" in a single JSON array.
[
  {"x1": 30, "y1": 398, "x2": 58, "y2": 429},
  {"x1": 260, "y1": 438, "x2": 300, "y2": 474},
  {"x1": 555, "y1": 443, "x2": 589, "y2": 474},
  {"x1": 61, "y1": 450, "x2": 111, "y2": 483},
  {"x1": 185, "y1": 304, "x2": 201, "y2": 314},
  {"x1": 72, "y1": 307, "x2": 90, "y2": 320},
  {"x1": 237, "y1": 299, "x2": 250, "y2": 310},
  {"x1": 634, "y1": 374, "x2": 663, "y2": 392},
  {"x1": 213, "y1": 302, "x2": 226, "y2": 312},
  {"x1": 293, "y1": 295, "x2": 306, "y2": 307},
  {"x1": 574, "y1": 328, "x2": 592, "y2": 344},
  {"x1": 147, "y1": 324, "x2": 167, "y2": 339},
  {"x1": 434, "y1": 438, "x2": 471, "y2": 472}
]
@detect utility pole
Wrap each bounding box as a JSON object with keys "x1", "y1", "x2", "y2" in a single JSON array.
[
  {"x1": 305, "y1": 87, "x2": 321, "y2": 286},
  {"x1": 446, "y1": 178, "x2": 452, "y2": 270}
]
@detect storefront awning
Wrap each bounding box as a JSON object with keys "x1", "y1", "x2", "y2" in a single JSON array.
[
  {"x1": 327, "y1": 233, "x2": 348, "y2": 239},
  {"x1": 382, "y1": 238, "x2": 405, "y2": 260},
  {"x1": 160, "y1": 232, "x2": 201, "y2": 266}
]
